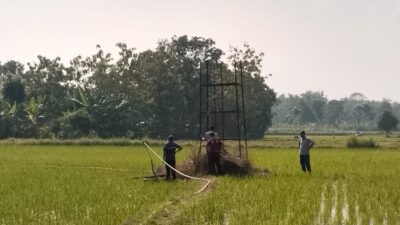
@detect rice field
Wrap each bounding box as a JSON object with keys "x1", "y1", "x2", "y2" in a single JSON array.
[
  {"x1": 1, "y1": 140, "x2": 400, "y2": 224},
  {"x1": 175, "y1": 149, "x2": 400, "y2": 224},
  {"x1": 0, "y1": 145, "x2": 196, "y2": 225}
]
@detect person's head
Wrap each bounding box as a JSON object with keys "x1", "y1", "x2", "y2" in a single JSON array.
[
  {"x1": 168, "y1": 135, "x2": 174, "y2": 142},
  {"x1": 300, "y1": 131, "x2": 306, "y2": 139},
  {"x1": 209, "y1": 126, "x2": 215, "y2": 131}
]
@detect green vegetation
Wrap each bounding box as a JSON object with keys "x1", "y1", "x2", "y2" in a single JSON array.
[
  {"x1": 272, "y1": 91, "x2": 400, "y2": 133},
  {"x1": 0, "y1": 35, "x2": 276, "y2": 140},
  {"x1": 0, "y1": 137, "x2": 178, "y2": 146},
  {"x1": 0, "y1": 145, "x2": 196, "y2": 225},
  {"x1": 176, "y1": 149, "x2": 400, "y2": 224},
  {"x1": 261, "y1": 133, "x2": 400, "y2": 149},
  {"x1": 2, "y1": 133, "x2": 400, "y2": 148},
  {"x1": 346, "y1": 136, "x2": 378, "y2": 148},
  {"x1": 378, "y1": 111, "x2": 399, "y2": 137},
  {"x1": 1, "y1": 137, "x2": 400, "y2": 224}
]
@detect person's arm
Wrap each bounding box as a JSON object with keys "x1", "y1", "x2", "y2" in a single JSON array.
[
  {"x1": 175, "y1": 144, "x2": 182, "y2": 153},
  {"x1": 162, "y1": 145, "x2": 166, "y2": 159},
  {"x1": 309, "y1": 140, "x2": 315, "y2": 149}
]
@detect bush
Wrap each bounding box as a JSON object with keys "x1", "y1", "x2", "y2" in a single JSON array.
[
  {"x1": 39, "y1": 127, "x2": 55, "y2": 139},
  {"x1": 58, "y1": 109, "x2": 93, "y2": 138},
  {"x1": 346, "y1": 136, "x2": 378, "y2": 148}
]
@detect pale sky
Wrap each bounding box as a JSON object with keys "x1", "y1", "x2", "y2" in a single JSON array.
[{"x1": 1, "y1": 0, "x2": 400, "y2": 101}]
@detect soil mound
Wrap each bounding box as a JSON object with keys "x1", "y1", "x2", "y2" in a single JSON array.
[{"x1": 155, "y1": 145, "x2": 265, "y2": 178}]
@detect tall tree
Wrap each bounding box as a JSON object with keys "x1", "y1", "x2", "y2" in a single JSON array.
[
  {"x1": 325, "y1": 100, "x2": 344, "y2": 127},
  {"x1": 0, "y1": 60, "x2": 24, "y2": 76},
  {"x1": 228, "y1": 43, "x2": 276, "y2": 138},
  {"x1": 2, "y1": 78, "x2": 26, "y2": 104},
  {"x1": 0, "y1": 36, "x2": 278, "y2": 139},
  {"x1": 378, "y1": 111, "x2": 398, "y2": 137},
  {"x1": 24, "y1": 56, "x2": 71, "y2": 123},
  {"x1": 298, "y1": 91, "x2": 327, "y2": 124},
  {"x1": 134, "y1": 35, "x2": 224, "y2": 138}
]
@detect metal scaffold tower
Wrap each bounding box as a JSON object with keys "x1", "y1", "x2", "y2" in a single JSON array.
[{"x1": 199, "y1": 61, "x2": 248, "y2": 158}]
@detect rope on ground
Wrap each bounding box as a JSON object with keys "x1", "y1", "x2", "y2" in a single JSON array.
[
  {"x1": 141, "y1": 140, "x2": 211, "y2": 194},
  {"x1": 142, "y1": 142, "x2": 159, "y2": 179}
]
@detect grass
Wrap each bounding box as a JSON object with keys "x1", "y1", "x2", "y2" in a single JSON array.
[
  {"x1": 0, "y1": 138, "x2": 181, "y2": 146},
  {"x1": 1, "y1": 137, "x2": 400, "y2": 224},
  {"x1": 2, "y1": 133, "x2": 400, "y2": 149},
  {"x1": 260, "y1": 133, "x2": 400, "y2": 148},
  {"x1": 0, "y1": 145, "x2": 197, "y2": 225},
  {"x1": 175, "y1": 149, "x2": 400, "y2": 224}
]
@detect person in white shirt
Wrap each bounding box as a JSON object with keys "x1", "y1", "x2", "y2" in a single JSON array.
[
  {"x1": 298, "y1": 130, "x2": 314, "y2": 172},
  {"x1": 202, "y1": 126, "x2": 218, "y2": 142}
]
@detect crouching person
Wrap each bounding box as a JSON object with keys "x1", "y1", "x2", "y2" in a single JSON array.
[
  {"x1": 163, "y1": 135, "x2": 182, "y2": 180},
  {"x1": 206, "y1": 132, "x2": 223, "y2": 175}
]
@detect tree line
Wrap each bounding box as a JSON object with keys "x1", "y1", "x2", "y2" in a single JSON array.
[
  {"x1": 272, "y1": 91, "x2": 399, "y2": 134},
  {"x1": 0, "y1": 35, "x2": 276, "y2": 139}
]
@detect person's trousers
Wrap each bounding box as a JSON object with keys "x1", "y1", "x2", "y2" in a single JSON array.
[
  {"x1": 300, "y1": 155, "x2": 311, "y2": 172},
  {"x1": 165, "y1": 160, "x2": 176, "y2": 180},
  {"x1": 207, "y1": 152, "x2": 221, "y2": 175}
]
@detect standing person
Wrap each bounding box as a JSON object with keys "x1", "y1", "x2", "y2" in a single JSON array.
[
  {"x1": 163, "y1": 135, "x2": 182, "y2": 180},
  {"x1": 206, "y1": 132, "x2": 223, "y2": 175},
  {"x1": 203, "y1": 126, "x2": 218, "y2": 142},
  {"x1": 298, "y1": 131, "x2": 315, "y2": 172}
]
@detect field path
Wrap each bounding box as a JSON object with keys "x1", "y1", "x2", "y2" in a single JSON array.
[{"x1": 122, "y1": 177, "x2": 216, "y2": 225}]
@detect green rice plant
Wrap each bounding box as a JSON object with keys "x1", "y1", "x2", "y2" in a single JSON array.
[
  {"x1": 1, "y1": 145, "x2": 400, "y2": 224},
  {"x1": 0, "y1": 145, "x2": 196, "y2": 225},
  {"x1": 175, "y1": 148, "x2": 400, "y2": 225}
]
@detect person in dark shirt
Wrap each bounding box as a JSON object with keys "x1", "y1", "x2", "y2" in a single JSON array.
[
  {"x1": 206, "y1": 132, "x2": 223, "y2": 175},
  {"x1": 163, "y1": 135, "x2": 182, "y2": 180}
]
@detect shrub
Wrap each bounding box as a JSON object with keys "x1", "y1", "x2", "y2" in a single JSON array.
[
  {"x1": 39, "y1": 127, "x2": 55, "y2": 139},
  {"x1": 58, "y1": 109, "x2": 93, "y2": 138},
  {"x1": 346, "y1": 136, "x2": 378, "y2": 148}
]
